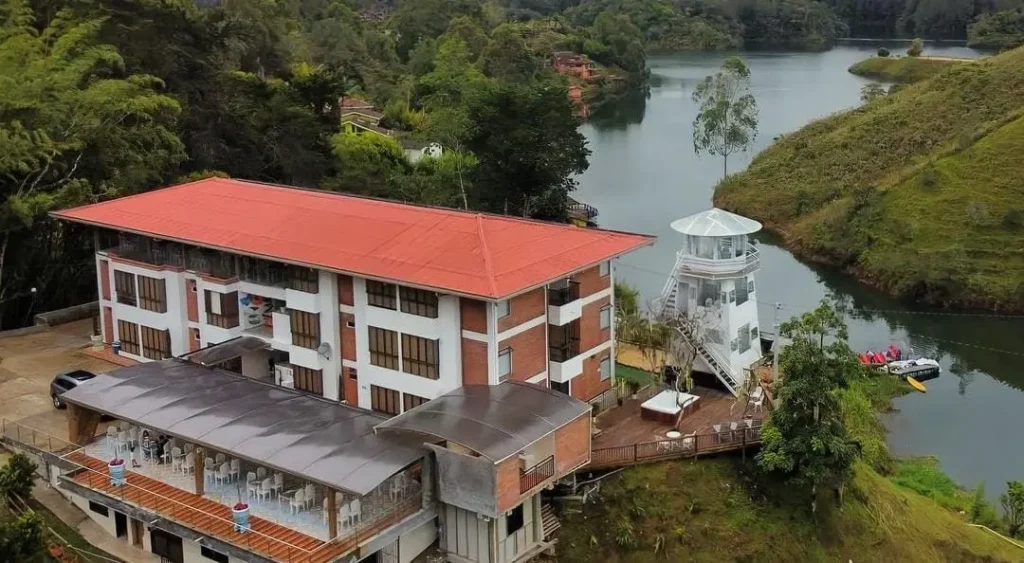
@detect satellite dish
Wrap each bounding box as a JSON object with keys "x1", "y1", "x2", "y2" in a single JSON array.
[{"x1": 317, "y1": 342, "x2": 332, "y2": 360}]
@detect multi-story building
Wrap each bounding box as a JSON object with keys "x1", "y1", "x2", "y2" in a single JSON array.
[{"x1": 50, "y1": 177, "x2": 653, "y2": 563}]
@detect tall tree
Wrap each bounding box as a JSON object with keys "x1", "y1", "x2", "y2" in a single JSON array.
[
  {"x1": 691, "y1": 56, "x2": 759, "y2": 179},
  {"x1": 465, "y1": 82, "x2": 589, "y2": 219},
  {"x1": 0, "y1": 0, "x2": 184, "y2": 325},
  {"x1": 757, "y1": 300, "x2": 862, "y2": 513}
]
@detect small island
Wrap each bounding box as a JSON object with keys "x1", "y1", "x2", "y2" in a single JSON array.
[{"x1": 848, "y1": 52, "x2": 973, "y2": 83}]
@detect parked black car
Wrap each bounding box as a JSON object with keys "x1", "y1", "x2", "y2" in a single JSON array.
[{"x1": 50, "y1": 370, "x2": 97, "y2": 409}]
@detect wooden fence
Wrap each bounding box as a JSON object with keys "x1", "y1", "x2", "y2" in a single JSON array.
[{"x1": 586, "y1": 422, "x2": 763, "y2": 470}]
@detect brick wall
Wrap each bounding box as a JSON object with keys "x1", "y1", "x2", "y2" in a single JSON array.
[
  {"x1": 498, "y1": 324, "x2": 546, "y2": 382},
  {"x1": 462, "y1": 338, "x2": 489, "y2": 385},
  {"x1": 497, "y1": 288, "x2": 545, "y2": 333},
  {"x1": 341, "y1": 313, "x2": 356, "y2": 361},
  {"x1": 186, "y1": 279, "x2": 199, "y2": 322},
  {"x1": 338, "y1": 274, "x2": 354, "y2": 306},
  {"x1": 460, "y1": 298, "x2": 487, "y2": 333},
  {"x1": 495, "y1": 456, "x2": 522, "y2": 514},
  {"x1": 580, "y1": 296, "x2": 611, "y2": 352},
  {"x1": 572, "y1": 350, "x2": 612, "y2": 402},
  {"x1": 99, "y1": 259, "x2": 110, "y2": 300},
  {"x1": 553, "y1": 414, "x2": 591, "y2": 474},
  {"x1": 573, "y1": 264, "x2": 610, "y2": 298}
]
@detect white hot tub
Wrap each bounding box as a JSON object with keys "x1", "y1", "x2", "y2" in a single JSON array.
[{"x1": 640, "y1": 390, "x2": 700, "y2": 423}]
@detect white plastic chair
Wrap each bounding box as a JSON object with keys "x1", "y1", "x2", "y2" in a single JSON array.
[
  {"x1": 128, "y1": 426, "x2": 139, "y2": 447},
  {"x1": 272, "y1": 473, "x2": 283, "y2": 498},
  {"x1": 215, "y1": 463, "x2": 230, "y2": 485},
  {"x1": 753, "y1": 396, "x2": 764, "y2": 413},
  {"x1": 170, "y1": 447, "x2": 183, "y2": 472},
  {"x1": 257, "y1": 477, "x2": 273, "y2": 504},
  {"x1": 215, "y1": 453, "x2": 226, "y2": 465},
  {"x1": 118, "y1": 421, "x2": 130, "y2": 432},
  {"x1": 246, "y1": 472, "x2": 259, "y2": 499},
  {"x1": 105, "y1": 426, "x2": 118, "y2": 450},
  {"x1": 304, "y1": 483, "x2": 316, "y2": 509},
  {"x1": 204, "y1": 458, "x2": 216, "y2": 483},
  {"x1": 228, "y1": 459, "x2": 240, "y2": 482},
  {"x1": 289, "y1": 489, "x2": 305, "y2": 514},
  {"x1": 181, "y1": 452, "x2": 195, "y2": 475},
  {"x1": 116, "y1": 431, "x2": 129, "y2": 456},
  {"x1": 161, "y1": 442, "x2": 172, "y2": 465},
  {"x1": 256, "y1": 467, "x2": 267, "y2": 481}
]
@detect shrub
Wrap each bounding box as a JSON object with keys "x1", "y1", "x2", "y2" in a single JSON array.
[
  {"x1": 919, "y1": 165, "x2": 938, "y2": 192},
  {"x1": 0, "y1": 453, "x2": 37, "y2": 503},
  {"x1": 1002, "y1": 209, "x2": 1023, "y2": 230},
  {"x1": 877, "y1": 47, "x2": 890, "y2": 57},
  {"x1": 0, "y1": 513, "x2": 45, "y2": 561},
  {"x1": 966, "y1": 200, "x2": 989, "y2": 226},
  {"x1": 907, "y1": 38, "x2": 924, "y2": 57}
]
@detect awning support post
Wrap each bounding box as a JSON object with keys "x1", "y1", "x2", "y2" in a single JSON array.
[
  {"x1": 327, "y1": 487, "x2": 338, "y2": 539},
  {"x1": 194, "y1": 447, "x2": 205, "y2": 496}
]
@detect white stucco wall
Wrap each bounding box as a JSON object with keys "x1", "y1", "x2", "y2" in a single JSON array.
[{"x1": 399, "y1": 518, "x2": 438, "y2": 563}]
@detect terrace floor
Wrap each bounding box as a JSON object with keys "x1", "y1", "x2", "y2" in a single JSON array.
[{"x1": 593, "y1": 384, "x2": 767, "y2": 450}]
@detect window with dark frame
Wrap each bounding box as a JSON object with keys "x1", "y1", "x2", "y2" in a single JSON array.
[
  {"x1": 498, "y1": 348, "x2": 512, "y2": 382},
  {"x1": 599, "y1": 260, "x2": 610, "y2": 277},
  {"x1": 599, "y1": 355, "x2": 611, "y2": 381},
  {"x1": 599, "y1": 305, "x2": 611, "y2": 330},
  {"x1": 551, "y1": 380, "x2": 569, "y2": 395},
  {"x1": 370, "y1": 385, "x2": 400, "y2": 416},
  {"x1": 117, "y1": 320, "x2": 140, "y2": 355},
  {"x1": 88, "y1": 501, "x2": 109, "y2": 517},
  {"x1": 293, "y1": 365, "x2": 323, "y2": 395},
  {"x1": 289, "y1": 310, "x2": 320, "y2": 349},
  {"x1": 114, "y1": 270, "x2": 136, "y2": 306},
  {"x1": 403, "y1": 392, "x2": 428, "y2": 412},
  {"x1": 368, "y1": 326, "x2": 398, "y2": 370},
  {"x1": 367, "y1": 280, "x2": 397, "y2": 310},
  {"x1": 200, "y1": 546, "x2": 229, "y2": 563},
  {"x1": 140, "y1": 326, "x2": 171, "y2": 360},
  {"x1": 399, "y1": 286, "x2": 439, "y2": 318},
  {"x1": 288, "y1": 266, "x2": 319, "y2": 293},
  {"x1": 137, "y1": 275, "x2": 167, "y2": 312},
  {"x1": 401, "y1": 334, "x2": 439, "y2": 379},
  {"x1": 506, "y1": 504, "x2": 525, "y2": 535}
]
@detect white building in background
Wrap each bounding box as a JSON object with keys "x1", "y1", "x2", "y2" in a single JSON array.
[{"x1": 658, "y1": 208, "x2": 763, "y2": 395}]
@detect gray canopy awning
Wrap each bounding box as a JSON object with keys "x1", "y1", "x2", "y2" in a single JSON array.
[
  {"x1": 61, "y1": 359, "x2": 426, "y2": 495},
  {"x1": 181, "y1": 336, "x2": 269, "y2": 366},
  {"x1": 375, "y1": 382, "x2": 590, "y2": 463}
]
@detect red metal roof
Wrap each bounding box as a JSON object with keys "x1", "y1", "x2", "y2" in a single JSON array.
[{"x1": 52, "y1": 178, "x2": 654, "y2": 299}]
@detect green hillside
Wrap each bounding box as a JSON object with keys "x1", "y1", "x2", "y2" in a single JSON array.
[
  {"x1": 715, "y1": 47, "x2": 1024, "y2": 310},
  {"x1": 557, "y1": 459, "x2": 1022, "y2": 562},
  {"x1": 848, "y1": 56, "x2": 968, "y2": 83}
]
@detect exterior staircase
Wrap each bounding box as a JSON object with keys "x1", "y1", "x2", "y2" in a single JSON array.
[
  {"x1": 676, "y1": 323, "x2": 740, "y2": 397},
  {"x1": 541, "y1": 504, "x2": 560, "y2": 540}
]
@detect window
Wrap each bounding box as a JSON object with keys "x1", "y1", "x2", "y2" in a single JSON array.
[
  {"x1": 748, "y1": 278, "x2": 755, "y2": 293},
  {"x1": 599, "y1": 260, "x2": 610, "y2": 277},
  {"x1": 403, "y1": 393, "x2": 428, "y2": 412},
  {"x1": 150, "y1": 529, "x2": 183, "y2": 563},
  {"x1": 289, "y1": 266, "x2": 319, "y2": 293},
  {"x1": 730, "y1": 338, "x2": 738, "y2": 352},
  {"x1": 137, "y1": 275, "x2": 167, "y2": 312},
  {"x1": 728, "y1": 290, "x2": 736, "y2": 304},
  {"x1": 399, "y1": 286, "x2": 439, "y2": 318},
  {"x1": 117, "y1": 320, "x2": 140, "y2": 355},
  {"x1": 401, "y1": 334, "x2": 439, "y2": 379},
  {"x1": 290, "y1": 310, "x2": 320, "y2": 349},
  {"x1": 114, "y1": 270, "x2": 136, "y2": 306},
  {"x1": 140, "y1": 326, "x2": 171, "y2": 360},
  {"x1": 368, "y1": 327, "x2": 398, "y2": 370},
  {"x1": 751, "y1": 326, "x2": 759, "y2": 340},
  {"x1": 366, "y1": 280, "x2": 397, "y2": 310},
  {"x1": 498, "y1": 348, "x2": 512, "y2": 382},
  {"x1": 371, "y1": 385, "x2": 400, "y2": 416},
  {"x1": 293, "y1": 366, "x2": 323, "y2": 395},
  {"x1": 506, "y1": 504, "x2": 525, "y2": 535},
  {"x1": 551, "y1": 380, "x2": 569, "y2": 395},
  {"x1": 205, "y1": 290, "x2": 239, "y2": 328},
  {"x1": 738, "y1": 324, "x2": 751, "y2": 353},
  {"x1": 88, "y1": 501, "x2": 109, "y2": 517},
  {"x1": 599, "y1": 355, "x2": 611, "y2": 381},
  {"x1": 200, "y1": 546, "x2": 229, "y2": 563},
  {"x1": 349, "y1": 368, "x2": 358, "y2": 380},
  {"x1": 599, "y1": 305, "x2": 611, "y2": 330}
]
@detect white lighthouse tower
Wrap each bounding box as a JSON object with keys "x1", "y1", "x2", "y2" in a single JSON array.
[{"x1": 657, "y1": 208, "x2": 763, "y2": 395}]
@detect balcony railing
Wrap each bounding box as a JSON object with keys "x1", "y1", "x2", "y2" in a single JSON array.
[
  {"x1": 548, "y1": 281, "x2": 580, "y2": 306},
  {"x1": 520, "y1": 455, "x2": 555, "y2": 494},
  {"x1": 676, "y1": 244, "x2": 760, "y2": 277},
  {"x1": 207, "y1": 312, "x2": 239, "y2": 329},
  {"x1": 549, "y1": 339, "x2": 580, "y2": 363}
]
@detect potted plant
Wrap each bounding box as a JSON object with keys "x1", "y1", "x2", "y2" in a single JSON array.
[
  {"x1": 232, "y1": 485, "x2": 250, "y2": 533},
  {"x1": 108, "y1": 457, "x2": 126, "y2": 486}
]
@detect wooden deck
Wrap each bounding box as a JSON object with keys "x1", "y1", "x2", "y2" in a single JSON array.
[
  {"x1": 65, "y1": 451, "x2": 418, "y2": 563},
  {"x1": 587, "y1": 385, "x2": 768, "y2": 470}
]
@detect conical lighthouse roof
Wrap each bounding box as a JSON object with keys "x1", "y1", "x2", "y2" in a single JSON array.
[{"x1": 670, "y1": 208, "x2": 762, "y2": 237}]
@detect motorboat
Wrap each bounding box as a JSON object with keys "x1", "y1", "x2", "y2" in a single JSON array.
[{"x1": 882, "y1": 358, "x2": 941, "y2": 381}]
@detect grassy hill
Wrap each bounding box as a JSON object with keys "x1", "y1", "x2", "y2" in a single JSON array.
[
  {"x1": 715, "y1": 47, "x2": 1024, "y2": 310},
  {"x1": 848, "y1": 55, "x2": 969, "y2": 83},
  {"x1": 556, "y1": 459, "x2": 1021, "y2": 563}
]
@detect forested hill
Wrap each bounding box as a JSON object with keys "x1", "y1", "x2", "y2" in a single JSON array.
[{"x1": 715, "y1": 47, "x2": 1024, "y2": 311}]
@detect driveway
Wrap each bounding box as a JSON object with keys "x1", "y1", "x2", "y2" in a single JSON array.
[{"x1": 0, "y1": 320, "x2": 118, "y2": 443}]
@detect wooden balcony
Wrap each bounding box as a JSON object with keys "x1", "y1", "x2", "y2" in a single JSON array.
[{"x1": 519, "y1": 455, "x2": 555, "y2": 494}]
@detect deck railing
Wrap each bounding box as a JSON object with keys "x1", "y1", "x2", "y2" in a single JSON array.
[
  {"x1": 548, "y1": 281, "x2": 581, "y2": 306},
  {"x1": 520, "y1": 455, "x2": 555, "y2": 494},
  {"x1": 588, "y1": 422, "x2": 763, "y2": 470}
]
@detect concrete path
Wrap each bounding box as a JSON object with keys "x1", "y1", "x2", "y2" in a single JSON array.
[{"x1": 33, "y1": 481, "x2": 160, "y2": 562}]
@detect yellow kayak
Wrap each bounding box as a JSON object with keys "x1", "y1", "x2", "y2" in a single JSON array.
[{"x1": 907, "y1": 376, "x2": 927, "y2": 393}]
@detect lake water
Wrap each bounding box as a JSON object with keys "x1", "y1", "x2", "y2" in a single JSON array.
[{"x1": 576, "y1": 44, "x2": 1024, "y2": 501}]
